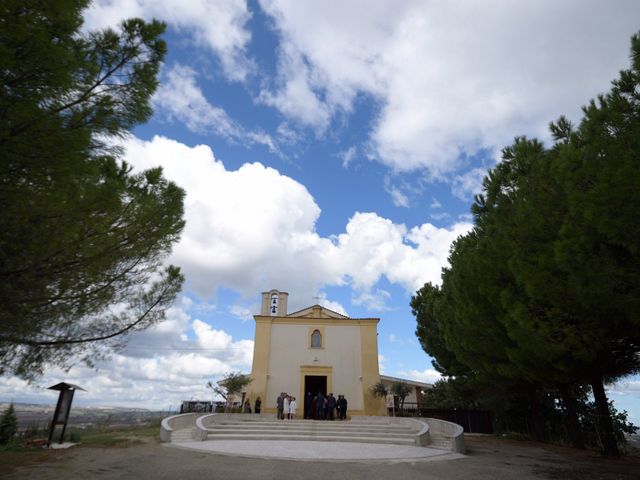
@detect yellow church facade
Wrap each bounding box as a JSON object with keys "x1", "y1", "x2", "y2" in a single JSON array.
[{"x1": 246, "y1": 289, "x2": 386, "y2": 416}]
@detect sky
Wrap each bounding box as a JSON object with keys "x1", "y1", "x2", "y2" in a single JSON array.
[{"x1": 1, "y1": 0, "x2": 639, "y2": 422}]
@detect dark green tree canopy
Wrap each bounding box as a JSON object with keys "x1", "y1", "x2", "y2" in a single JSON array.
[
  {"x1": 0, "y1": 1, "x2": 185, "y2": 378},
  {"x1": 413, "y1": 31, "x2": 640, "y2": 456}
]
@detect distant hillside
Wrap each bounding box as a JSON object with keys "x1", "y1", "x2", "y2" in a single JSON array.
[{"x1": 0, "y1": 402, "x2": 170, "y2": 430}]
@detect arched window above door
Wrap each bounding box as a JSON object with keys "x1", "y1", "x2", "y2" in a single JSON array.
[{"x1": 310, "y1": 329, "x2": 322, "y2": 348}]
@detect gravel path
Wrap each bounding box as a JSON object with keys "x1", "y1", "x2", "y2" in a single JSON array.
[{"x1": 1, "y1": 436, "x2": 639, "y2": 480}]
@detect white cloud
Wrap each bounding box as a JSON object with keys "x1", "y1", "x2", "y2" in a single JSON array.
[
  {"x1": 384, "y1": 182, "x2": 410, "y2": 208},
  {"x1": 315, "y1": 293, "x2": 348, "y2": 317},
  {"x1": 258, "y1": 42, "x2": 333, "y2": 132},
  {"x1": 258, "y1": 0, "x2": 640, "y2": 174},
  {"x1": 609, "y1": 379, "x2": 640, "y2": 395},
  {"x1": 275, "y1": 122, "x2": 301, "y2": 145},
  {"x1": 378, "y1": 354, "x2": 386, "y2": 374},
  {"x1": 352, "y1": 289, "x2": 392, "y2": 312},
  {"x1": 0, "y1": 299, "x2": 254, "y2": 409},
  {"x1": 430, "y1": 212, "x2": 450, "y2": 221},
  {"x1": 339, "y1": 146, "x2": 357, "y2": 168},
  {"x1": 84, "y1": 0, "x2": 253, "y2": 80},
  {"x1": 451, "y1": 167, "x2": 488, "y2": 201},
  {"x1": 398, "y1": 368, "x2": 442, "y2": 385},
  {"x1": 121, "y1": 136, "x2": 473, "y2": 305},
  {"x1": 228, "y1": 304, "x2": 255, "y2": 321},
  {"x1": 155, "y1": 64, "x2": 238, "y2": 136},
  {"x1": 154, "y1": 64, "x2": 277, "y2": 152}
]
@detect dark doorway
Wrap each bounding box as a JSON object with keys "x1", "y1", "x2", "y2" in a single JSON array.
[{"x1": 305, "y1": 375, "x2": 327, "y2": 397}]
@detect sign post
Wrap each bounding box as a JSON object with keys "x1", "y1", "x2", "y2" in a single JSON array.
[{"x1": 46, "y1": 382, "x2": 85, "y2": 447}]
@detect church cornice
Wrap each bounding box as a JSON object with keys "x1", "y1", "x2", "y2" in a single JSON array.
[
  {"x1": 254, "y1": 315, "x2": 379, "y2": 326},
  {"x1": 285, "y1": 304, "x2": 348, "y2": 319}
]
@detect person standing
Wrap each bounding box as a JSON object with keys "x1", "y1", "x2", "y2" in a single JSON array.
[
  {"x1": 276, "y1": 392, "x2": 285, "y2": 420},
  {"x1": 341, "y1": 395, "x2": 348, "y2": 420},
  {"x1": 304, "y1": 392, "x2": 313, "y2": 419},
  {"x1": 289, "y1": 396, "x2": 297, "y2": 420},
  {"x1": 243, "y1": 399, "x2": 252, "y2": 413},
  {"x1": 254, "y1": 396, "x2": 261, "y2": 414},
  {"x1": 326, "y1": 393, "x2": 336, "y2": 420},
  {"x1": 315, "y1": 392, "x2": 325, "y2": 420},
  {"x1": 283, "y1": 394, "x2": 290, "y2": 420}
]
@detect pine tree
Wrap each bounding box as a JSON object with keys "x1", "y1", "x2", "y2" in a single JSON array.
[
  {"x1": 0, "y1": 404, "x2": 18, "y2": 444},
  {"x1": 0, "y1": 1, "x2": 185, "y2": 377}
]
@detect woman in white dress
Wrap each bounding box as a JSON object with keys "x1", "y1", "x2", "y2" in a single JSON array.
[
  {"x1": 289, "y1": 397, "x2": 297, "y2": 420},
  {"x1": 283, "y1": 395, "x2": 290, "y2": 420}
]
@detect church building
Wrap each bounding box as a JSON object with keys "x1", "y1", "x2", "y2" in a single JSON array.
[{"x1": 246, "y1": 289, "x2": 387, "y2": 416}]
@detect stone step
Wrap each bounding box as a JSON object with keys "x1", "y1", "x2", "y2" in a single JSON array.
[
  {"x1": 208, "y1": 423, "x2": 413, "y2": 433},
  {"x1": 210, "y1": 421, "x2": 413, "y2": 432},
  {"x1": 428, "y1": 434, "x2": 451, "y2": 449},
  {"x1": 208, "y1": 427, "x2": 413, "y2": 439},
  {"x1": 211, "y1": 417, "x2": 409, "y2": 430},
  {"x1": 205, "y1": 433, "x2": 416, "y2": 446},
  {"x1": 171, "y1": 428, "x2": 194, "y2": 442}
]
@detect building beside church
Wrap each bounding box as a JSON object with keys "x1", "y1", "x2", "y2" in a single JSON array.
[{"x1": 246, "y1": 289, "x2": 387, "y2": 416}]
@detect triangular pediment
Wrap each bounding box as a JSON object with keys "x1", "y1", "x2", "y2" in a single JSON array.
[{"x1": 286, "y1": 305, "x2": 348, "y2": 319}]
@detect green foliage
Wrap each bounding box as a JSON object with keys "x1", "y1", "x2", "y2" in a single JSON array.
[
  {"x1": 0, "y1": 1, "x2": 185, "y2": 378},
  {"x1": 578, "y1": 400, "x2": 638, "y2": 449},
  {"x1": 70, "y1": 424, "x2": 158, "y2": 447},
  {"x1": 369, "y1": 381, "x2": 389, "y2": 399},
  {"x1": 67, "y1": 429, "x2": 82, "y2": 443},
  {"x1": 207, "y1": 372, "x2": 252, "y2": 412},
  {"x1": 21, "y1": 423, "x2": 48, "y2": 440},
  {"x1": 0, "y1": 404, "x2": 18, "y2": 444},
  {"x1": 391, "y1": 381, "x2": 413, "y2": 409}
]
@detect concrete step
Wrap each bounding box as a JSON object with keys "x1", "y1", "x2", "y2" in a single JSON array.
[
  {"x1": 210, "y1": 421, "x2": 413, "y2": 432},
  {"x1": 214, "y1": 419, "x2": 409, "y2": 425},
  {"x1": 205, "y1": 433, "x2": 416, "y2": 446},
  {"x1": 208, "y1": 427, "x2": 413, "y2": 439},
  {"x1": 208, "y1": 424, "x2": 413, "y2": 434},
  {"x1": 171, "y1": 428, "x2": 193, "y2": 442},
  {"x1": 428, "y1": 434, "x2": 451, "y2": 449}
]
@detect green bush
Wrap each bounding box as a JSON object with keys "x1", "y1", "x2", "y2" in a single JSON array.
[
  {"x1": 21, "y1": 422, "x2": 48, "y2": 439},
  {"x1": 68, "y1": 429, "x2": 82, "y2": 443},
  {"x1": 0, "y1": 404, "x2": 18, "y2": 444}
]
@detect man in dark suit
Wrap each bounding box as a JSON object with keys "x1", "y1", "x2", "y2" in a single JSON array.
[
  {"x1": 304, "y1": 392, "x2": 313, "y2": 419},
  {"x1": 315, "y1": 392, "x2": 325, "y2": 420},
  {"x1": 326, "y1": 393, "x2": 336, "y2": 420},
  {"x1": 276, "y1": 392, "x2": 284, "y2": 420}
]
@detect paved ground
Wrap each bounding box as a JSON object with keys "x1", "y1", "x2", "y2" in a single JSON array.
[
  {"x1": 169, "y1": 439, "x2": 463, "y2": 462},
  {"x1": 2, "y1": 435, "x2": 639, "y2": 479}
]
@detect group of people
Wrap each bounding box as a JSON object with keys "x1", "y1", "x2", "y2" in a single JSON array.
[
  {"x1": 276, "y1": 392, "x2": 298, "y2": 419},
  {"x1": 242, "y1": 396, "x2": 261, "y2": 414},
  {"x1": 242, "y1": 392, "x2": 348, "y2": 420},
  {"x1": 303, "y1": 392, "x2": 348, "y2": 420}
]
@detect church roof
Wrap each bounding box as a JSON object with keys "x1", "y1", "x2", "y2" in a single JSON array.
[
  {"x1": 380, "y1": 374, "x2": 433, "y2": 389},
  {"x1": 286, "y1": 304, "x2": 348, "y2": 319}
]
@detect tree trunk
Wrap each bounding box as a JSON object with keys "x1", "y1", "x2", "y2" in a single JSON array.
[
  {"x1": 558, "y1": 384, "x2": 585, "y2": 449},
  {"x1": 590, "y1": 375, "x2": 619, "y2": 457},
  {"x1": 528, "y1": 388, "x2": 546, "y2": 442}
]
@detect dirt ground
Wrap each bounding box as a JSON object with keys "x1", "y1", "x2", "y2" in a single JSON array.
[{"x1": 1, "y1": 435, "x2": 639, "y2": 480}]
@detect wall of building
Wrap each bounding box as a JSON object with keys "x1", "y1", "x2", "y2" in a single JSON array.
[{"x1": 264, "y1": 323, "x2": 364, "y2": 411}]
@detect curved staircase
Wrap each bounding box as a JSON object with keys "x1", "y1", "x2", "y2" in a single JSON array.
[
  {"x1": 161, "y1": 414, "x2": 465, "y2": 453},
  {"x1": 202, "y1": 418, "x2": 419, "y2": 446}
]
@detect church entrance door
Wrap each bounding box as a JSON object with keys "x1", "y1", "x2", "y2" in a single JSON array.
[{"x1": 304, "y1": 375, "x2": 327, "y2": 397}]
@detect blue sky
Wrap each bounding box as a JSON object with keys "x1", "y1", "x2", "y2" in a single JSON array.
[{"x1": 1, "y1": 0, "x2": 639, "y2": 423}]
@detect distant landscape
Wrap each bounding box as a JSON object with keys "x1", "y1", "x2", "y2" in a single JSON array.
[{"x1": 1, "y1": 402, "x2": 169, "y2": 432}]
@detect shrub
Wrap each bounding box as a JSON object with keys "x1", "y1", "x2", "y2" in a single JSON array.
[{"x1": 0, "y1": 404, "x2": 18, "y2": 444}]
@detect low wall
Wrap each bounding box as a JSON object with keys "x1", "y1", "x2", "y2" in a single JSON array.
[
  {"x1": 424, "y1": 417, "x2": 466, "y2": 453},
  {"x1": 159, "y1": 413, "x2": 200, "y2": 442}
]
